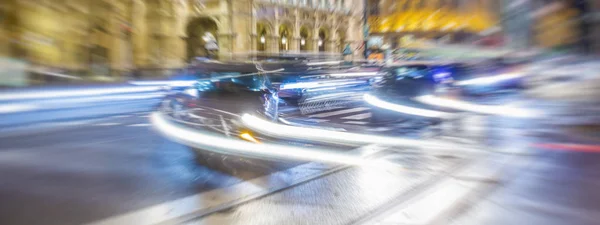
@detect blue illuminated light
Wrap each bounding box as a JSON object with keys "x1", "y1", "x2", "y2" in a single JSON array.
[{"x1": 433, "y1": 72, "x2": 452, "y2": 83}]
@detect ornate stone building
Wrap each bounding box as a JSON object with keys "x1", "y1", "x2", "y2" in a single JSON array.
[{"x1": 0, "y1": 0, "x2": 364, "y2": 77}]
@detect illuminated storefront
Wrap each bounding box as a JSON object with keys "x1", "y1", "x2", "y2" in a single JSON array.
[{"x1": 366, "y1": 0, "x2": 499, "y2": 48}]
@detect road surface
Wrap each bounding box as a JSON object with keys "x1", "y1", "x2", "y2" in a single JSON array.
[{"x1": 0, "y1": 92, "x2": 599, "y2": 225}]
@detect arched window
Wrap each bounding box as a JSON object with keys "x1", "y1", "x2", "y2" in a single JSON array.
[{"x1": 318, "y1": 29, "x2": 327, "y2": 52}]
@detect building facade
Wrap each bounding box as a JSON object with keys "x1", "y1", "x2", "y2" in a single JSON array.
[
  {"x1": 502, "y1": 0, "x2": 600, "y2": 54},
  {"x1": 502, "y1": 0, "x2": 534, "y2": 50},
  {"x1": 0, "y1": 0, "x2": 364, "y2": 77}
]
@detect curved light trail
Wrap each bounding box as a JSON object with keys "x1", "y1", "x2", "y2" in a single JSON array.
[
  {"x1": 455, "y1": 72, "x2": 523, "y2": 86},
  {"x1": 241, "y1": 114, "x2": 458, "y2": 149},
  {"x1": 364, "y1": 94, "x2": 451, "y2": 119},
  {"x1": 151, "y1": 112, "x2": 373, "y2": 165},
  {"x1": 414, "y1": 95, "x2": 538, "y2": 118}
]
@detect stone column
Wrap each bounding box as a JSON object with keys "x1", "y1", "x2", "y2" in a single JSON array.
[
  {"x1": 162, "y1": 13, "x2": 185, "y2": 68},
  {"x1": 0, "y1": 1, "x2": 14, "y2": 57},
  {"x1": 269, "y1": 35, "x2": 279, "y2": 54},
  {"x1": 290, "y1": 36, "x2": 300, "y2": 52},
  {"x1": 250, "y1": 34, "x2": 258, "y2": 53},
  {"x1": 163, "y1": 35, "x2": 186, "y2": 68},
  {"x1": 216, "y1": 12, "x2": 235, "y2": 59},
  {"x1": 218, "y1": 33, "x2": 234, "y2": 60},
  {"x1": 17, "y1": 1, "x2": 63, "y2": 67},
  {"x1": 313, "y1": 38, "x2": 322, "y2": 52},
  {"x1": 110, "y1": 28, "x2": 132, "y2": 78},
  {"x1": 312, "y1": 26, "x2": 321, "y2": 52},
  {"x1": 231, "y1": 0, "x2": 253, "y2": 54},
  {"x1": 109, "y1": 2, "x2": 130, "y2": 78},
  {"x1": 131, "y1": 0, "x2": 148, "y2": 69},
  {"x1": 325, "y1": 40, "x2": 336, "y2": 53},
  {"x1": 145, "y1": 8, "x2": 163, "y2": 69}
]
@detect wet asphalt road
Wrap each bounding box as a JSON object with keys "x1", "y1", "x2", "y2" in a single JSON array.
[
  {"x1": 1, "y1": 93, "x2": 600, "y2": 225},
  {"x1": 0, "y1": 114, "x2": 254, "y2": 225}
]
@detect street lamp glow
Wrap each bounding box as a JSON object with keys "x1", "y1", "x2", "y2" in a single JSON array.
[
  {"x1": 260, "y1": 35, "x2": 265, "y2": 44},
  {"x1": 281, "y1": 36, "x2": 287, "y2": 44},
  {"x1": 318, "y1": 39, "x2": 323, "y2": 46},
  {"x1": 301, "y1": 38, "x2": 306, "y2": 46}
]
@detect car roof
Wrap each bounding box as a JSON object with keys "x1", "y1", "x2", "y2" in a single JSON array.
[
  {"x1": 385, "y1": 60, "x2": 458, "y2": 67},
  {"x1": 191, "y1": 60, "x2": 310, "y2": 74}
]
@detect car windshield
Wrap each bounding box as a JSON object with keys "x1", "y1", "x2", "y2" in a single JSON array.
[
  {"x1": 229, "y1": 75, "x2": 270, "y2": 90},
  {"x1": 202, "y1": 72, "x2": 268, "y2": 90},
  {"x1": 395, "y1": 65, "x2": 429, "y2": 78}
]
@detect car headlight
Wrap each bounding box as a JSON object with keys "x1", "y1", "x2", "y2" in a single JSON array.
[{"x1": 183, "y1": 88, "x2": 198, "y2": 98}]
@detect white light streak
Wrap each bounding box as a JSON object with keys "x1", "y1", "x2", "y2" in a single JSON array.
[
  {"x1": 0, "y1": 104, "x2": 39, "y2": 114},
  {"x1": 127, "y1": 123, "x2": 152, "y2": 127},
  {"x1": 455, "y1": 73, "x2": 523, "y2": 86},
  {"x1": 415, "y1": 95, "x2": 538, "y2": 118},
  {"x1": 364, "y1": 94, "x2": 451, "y2": 119},
  {"x1": 306, "y1": 61, "x2": 343, "y2": 66},
  {"x1": 280, "y1": 80, "x2": 365, "y2": 90},
  {"x1": 328, "y1": 72, "x2": 379, "y2": 77},
  {"x1": 128, "y1": 80, "x2": 197, "y2": 87},
  {"x1": 0, "y1": 86, "x2": 163, "y2": 101},
  {"x1": 183, "y1": 88, "x2": 198, "y2": 98},
  {"x1": 0, "y1": 93, "x2": 164, "y2": 113},
  {"x1": 241, "y1": 113, "x2": 455, "y2": 148},
  {"x1": 151, "y1": 112, "x2": 370, "y2": 165},
  {"x1": 30, "y1": 70, "x2": 83, "y2": 80}
]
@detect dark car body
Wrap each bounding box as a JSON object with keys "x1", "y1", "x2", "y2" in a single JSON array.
[
  {"x1": 368, "y1": 63, "x2": 452, "y2": 125},
  {"x1": 450, "y1": 58, "x2": 527, "y2": 95},
  {"x1": 157, "y1": 61, "x2": 351, "y2": 174},
  {"x1": 276, "y1": 66, "x2": 376, "y2": 115},
  {"x1": 160, "y1": 62, "x2": 280, "y2": 136}
]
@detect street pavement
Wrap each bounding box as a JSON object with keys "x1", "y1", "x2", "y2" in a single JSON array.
[
  {"x1": 0, "y1": 90, "x2": 600, "y2": 225},
  {"x1": 0, "y1": 113, "x2": 246, "y2": 225},
  {"x1": 451, "y1": 150, "x2": 600, "y2": 225}
]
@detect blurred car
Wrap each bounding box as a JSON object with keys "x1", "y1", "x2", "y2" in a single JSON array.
[
  {"x1": 157, "y1": 63, "x2": 285, "y2": 172},
  {"x1": 157, "y1": 61, "x2": 359, "y2": 174},
  {"x1": 451, "y1": 58, "x2": 527, "y2": 95},
  {"x1": 277, "y1": 67, "x2": 375, "y2": 114},
  {"x1": 366, "y1": 63, "x2": 453, "y2": 125},
  {"x1": 160, "y1": 62, "x2": 279, "y2": 134}
]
